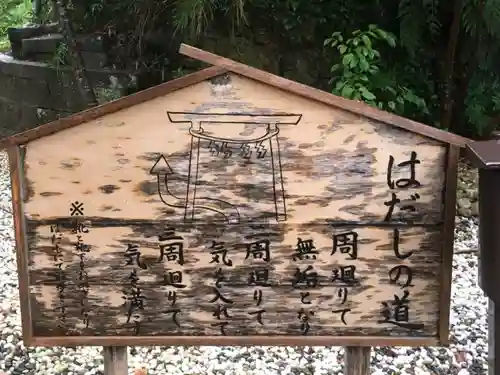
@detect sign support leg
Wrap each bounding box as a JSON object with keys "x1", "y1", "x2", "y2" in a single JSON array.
[
  {"x1": 490, "y1": 299, "x2": 500, "y2": 375},
  {"x1": 344, "y1": 346, "x2": 371, "y2": 375},
  {"x1": 103, "y1": 346, "x2": 128, "y2": 375}
]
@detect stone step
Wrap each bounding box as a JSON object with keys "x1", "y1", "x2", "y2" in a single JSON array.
[
  {"x1": 22, "y1": 33, "x2": 63, "y2": 55},
  {"x1": 11, "y1": 32, "x2": 110, "y2": 68},
  {"x1": 0, "y1": 52, "x2": 152, "y2": 91},
  {"x1": 11, "y1": 30, "x2": 109, "y2": 60},
  {"x1": 16, "y1": 50, "x2": 108, "y2": 69},
  {"x1": 7, "y1": 23, "x2": 59, "y2": 44}
]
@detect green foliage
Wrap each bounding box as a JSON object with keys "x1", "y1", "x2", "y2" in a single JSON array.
[
  {"x1": 0, "y1": 0, "x2": 32, "y2": 51},
  {"x1": 51, "y1": 42, "x2": 69, "y2": 69},
  {"x1": 78, "y1": 0, "x2": 248, "y2": 62},
  {"x1": 325, "y1": 25, "x2": 428, "y2": 117},
  {"x1": 173, "y1": 0, "x2": 247, "y2": 35},
  {"x1": 2, "y1": 0, "x2": 500, "y2": 138},
  {"x1": 464, "y1": 72, "x2": 500, "y2": 136},
  {"x1": 398, "y1": 0, "x2": 441, "y2": 58}
]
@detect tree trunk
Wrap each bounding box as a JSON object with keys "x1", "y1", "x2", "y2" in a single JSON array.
[
  {"x1": 56, "y1": 0, "x2": 98, "y2": 110},
  {"x1": 448, "y1": 0, "x2": 486, "y2": 136},
  {"x1": 440, "y1": 0, "x2": 463, "y2": 132}
]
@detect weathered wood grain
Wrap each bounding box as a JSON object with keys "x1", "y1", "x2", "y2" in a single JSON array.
[
  {"x1": 103, "y1": 346, "x2": 128, "y2": 375},
  {"x1": 22, "y1": 74, "x2": 445, "y2": 225},
  {"x1": 438, "y1": 144, "x2": 459, "y2": 344},
  {"x1": 27, "y1": 221, "x2": 441, "y2": 338},
  {"x1": 13, "y1": 71, "x2": 452, "y2": 346},
  {"x1": 178, "y1": 44, "x2": 470, "y2": 148},
  {"x1": 345, "y1": 346, "x2": 371, "y2": 375}
]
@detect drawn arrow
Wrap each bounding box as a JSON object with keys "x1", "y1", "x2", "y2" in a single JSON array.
[
  {"x1": 149, "y1": 155, "x2": 185, "y2": 208},
  {"x1": 149, "y1": 154, "x2": 241, "y2": 224}
]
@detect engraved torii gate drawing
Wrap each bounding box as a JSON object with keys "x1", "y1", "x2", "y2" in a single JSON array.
[
  {"x1": 0, "y1": 43, "x2": 470, "y2": 348},
  {"x1": 149, "y1": 112, "x2": 302, "y2": 224}
]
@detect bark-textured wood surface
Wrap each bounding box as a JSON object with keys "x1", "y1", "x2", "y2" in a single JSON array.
[
  {"x1": 18, "y1": 73, "x2": 450, "y2": 346},
  {"x1": 103, "y1": 346, "x2": 128, "y2": 375},
  {"x1": 345, "y1": 347, "x2": 371, "y2": 375}
]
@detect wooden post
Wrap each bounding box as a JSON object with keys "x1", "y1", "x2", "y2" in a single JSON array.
[
  {"x1": 103, "y1": 346, "x2": 128, "y2": 375},
  {"x1": 488, "y1": 299, "x2": 500, "y2": 375},
  {"x1": 344, "y1": 346, "x2": 371, "y2": 375},
  {"x1": 489, "y1": 300, "x2": 494, "y2": 374},
  {"x1": 486, "y1": 131, "x2": 500, "y2": 375}
]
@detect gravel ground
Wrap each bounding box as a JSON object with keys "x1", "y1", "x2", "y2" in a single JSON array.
[{"x1": 0, "y1": 150, "x2": 488, "y2": 375}]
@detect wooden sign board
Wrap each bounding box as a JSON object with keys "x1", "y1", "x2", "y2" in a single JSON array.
[{"x1": 2, "y1": 45, "x2": 467, "y2": 347}]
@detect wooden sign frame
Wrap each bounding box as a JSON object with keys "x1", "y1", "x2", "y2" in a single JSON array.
[{"x1": 2, "y1": 45, "x2": 468, "y2": 347}]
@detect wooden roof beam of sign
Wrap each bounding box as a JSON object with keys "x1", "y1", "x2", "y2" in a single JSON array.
[
  {"x1": 178, "y1": 43, "x2": 472, "y2": 148},
  {"x1": 0, "y1": 66, "x2": 228, "y2": 150}
]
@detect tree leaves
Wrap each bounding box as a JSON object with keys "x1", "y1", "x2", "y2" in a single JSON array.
[
  {"x1": 398, "y1": 0, "x2": 424, "y2": 56},
  {"x1": 0, "y1": 0, "x2": 31, "y2": 50},
  {"x1": 325, "y1": 25, "x2": 428, "y2": 114},
  {"x1": 483, "y1": 0, "x2": 500, "y2": 38}
]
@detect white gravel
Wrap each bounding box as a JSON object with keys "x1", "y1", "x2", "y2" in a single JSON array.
[{"x1": 0, "y1": 150, "x2": 489, "y2": 375}]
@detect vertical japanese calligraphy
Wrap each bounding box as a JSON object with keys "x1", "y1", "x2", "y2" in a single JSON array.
[
  {"x1": 376, "y1": 226, "x2": 424, "y2": 330},
  {"x1": 160, "y1": 227, "x2": 185, "y2": 329},
  {"x1": 291, "y1": 236, "x2": 318, "y2": 335},
  {"x1": 122, "y1": 241, "x2": 146, "y2": 335},
  {"x1": 384, "y1": 151, "x2": 422, "y2": 223},
  {"x1": 209, "y1": 238, "x2": 235, "y2": 335},
  {"x1": 50, "y1": 223, "x2": 66, "y2": 328},
  {"x1": 378, "y1": 152, "x2": 425, "y2": 331},
  {"x1": 246, "y1": 238, "x2": 272, "y2": 328},
  {"x1": 73, "y1": 220, "x2": 90, "y2": 328},
  {"x1": 33, "y1": 222, "x2": 441, "y2": 339},
  {"x1": 158, "y1": 228, "x2": 185, "y2": 266},
  {"x1": 21, "y1": 71, "x2": 452, "y2": 346},
  {"x1": 330, "y1": 230, "x2": 358, "y2": 325}
]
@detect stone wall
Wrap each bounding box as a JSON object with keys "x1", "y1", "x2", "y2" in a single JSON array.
[
  {"x1": 0, "y1": 25, "x2": 162, "y2": 139},
  {"x1": 0, "y1": 52, "x2": 144, "y2": 138},
  {"x1": 0, "y1": 26, "x2": 323, "y2": 140}
]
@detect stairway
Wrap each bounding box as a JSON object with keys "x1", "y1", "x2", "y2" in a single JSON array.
[
  {"x1": 0, "y1": 24, "x2": 154, "y2": 138},
  {"x1": 8, "y1": 23, "x2": 108, "y2": 69}
]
